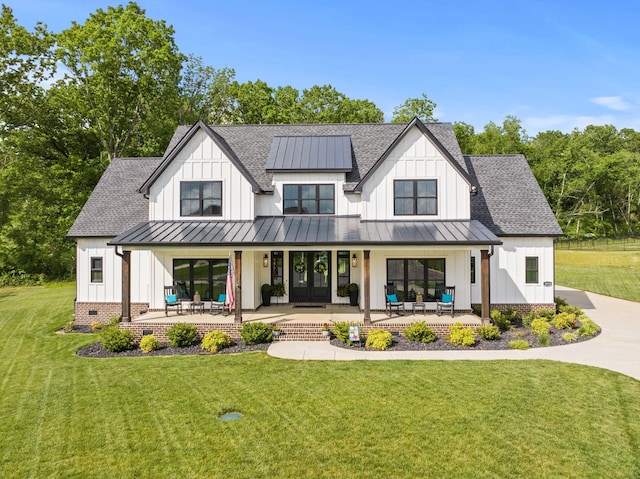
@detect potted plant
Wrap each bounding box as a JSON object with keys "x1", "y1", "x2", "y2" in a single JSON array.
[
  {"x1": 272, "y1": 282, "x2": 286, "y2": 303},
  {"x1": 337, "y1": 283, "x2": 349, "y2": 297},
  {"x1": 261, "y1": 283, "x2": 272, "y2": 307},
  {"x1": 271, "y1": 323, "x2": 282, "y2": 337},
  {"x1": 321, "y1": 323, "x2": 331, "y2": 336},
  {"x1": 348, "y1": 283, "x2": 359, "y2": 306}
]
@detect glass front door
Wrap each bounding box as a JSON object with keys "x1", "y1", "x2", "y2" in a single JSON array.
[{"x1": 290, "y1": 251, "x2": 331, "y2": 303}]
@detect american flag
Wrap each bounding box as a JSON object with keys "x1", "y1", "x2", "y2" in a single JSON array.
[{"x1": 225, "y1": 256, "x2": 235, "y2": 313}]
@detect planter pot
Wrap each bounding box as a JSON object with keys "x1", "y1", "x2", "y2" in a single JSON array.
[
  {"x1": 273, "y1": 330, "x2": 281, "y2": 337},
  {"x1": 261, "y1": 291, "x2": 271, "y2": 307},
  {"x1": 322, "y1": 330, "x2": 330, "y2": 337},
  {"x1": 349, "y1": 291, "x2": 359, "y2": 306}
]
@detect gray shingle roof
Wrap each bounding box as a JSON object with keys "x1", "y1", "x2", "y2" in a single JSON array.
[
  {"x1": 466, "y1": 155, "x2": 563, "y2": 236},
  {"x1": 67, "y1": 157, "x2": 162, "y2": 237},
  {"x1": 69, "y1": 123, "x2": 561, "y2": 239},
  {"x1": 109, "y1": 217, "x2": 500, "y2": 247}
]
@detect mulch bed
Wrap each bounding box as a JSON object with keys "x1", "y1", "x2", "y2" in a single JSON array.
[{"x1": 73, "y1": 321, "x2": 599, "y2": 357}]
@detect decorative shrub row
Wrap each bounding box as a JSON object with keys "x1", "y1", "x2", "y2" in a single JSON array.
[
  {"x1": 403, "y1": 321, "x2": 437, "y2": 343},
  {"x1": 100, "y1": 326, "x2": 135, "y2": 352},
  {"x1": 365, "y1": 329, "x2": 393, "y2": 351},
  {"x1": 447, "y1": 322, "x2": 476, "y2": 347},
  {"x1": 239, "y1": 322, "x2": 272, "y2": 345}
]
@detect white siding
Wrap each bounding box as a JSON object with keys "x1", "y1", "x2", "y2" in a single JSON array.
[
  {"x1": 257, "y1": 172, "x2": 359, "y2": 216},
  {"x1": 148, "y1": 129, "x2": 255, "y2": 221},
  {"x1": 361, "y1": 126, "x2": 471, "y2": 220},
  {"x1": 471, "y1": 237, "x2": 555, "y2": 305},
  {"x1": 76, "y1": 239, "x2": 151, "y2": 304}
]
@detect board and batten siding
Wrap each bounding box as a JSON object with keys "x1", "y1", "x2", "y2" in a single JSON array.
[
  {"x1": 471, "y1": 237, "x2": 555, "y2": 305},
  {"x1": 148, "y1": 129, "x2": 255, "y2": 221},
  {"x1": 76, "y1": 239, "x2": 150, "y2": 303},
  {"x1": 256, "y1": 172, "x2": 360, "y2": 217},
  {"x1": 360, "y1": 126, "x2": 471, "y2": 221}
]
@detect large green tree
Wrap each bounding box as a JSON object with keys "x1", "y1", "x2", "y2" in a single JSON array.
[
  {"x1": 55, "y1": 2, "x2": 184, "y2": 159},
  {"x1": 392, "y1": 93, "x2": 438, "y2": 123}
]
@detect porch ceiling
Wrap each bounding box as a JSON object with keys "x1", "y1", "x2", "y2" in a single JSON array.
[{"x1": 109, "y1": 216, "x2": 501, "y2": 247}]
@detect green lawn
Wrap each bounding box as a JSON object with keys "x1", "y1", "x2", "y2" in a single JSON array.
[
  {"x1": 1, "y1": 284, "x2": 640, "y2": 478},
  {"x1": 556, "y1": 249, "x2": 640, "y2": 301}
]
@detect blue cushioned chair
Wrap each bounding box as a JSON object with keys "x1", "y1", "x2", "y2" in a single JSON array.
[
  {"x1": 164, "y1": 285, "x2": 183, "y2": 316},
  {"x1": 210, "y1": 293, "x2": 226, "y2": 315},
  {"x1": 384, "y1": 285, "x2": 404, "y2": 316},
  {"x1": 436, "y1": 286, "x2": 455, "y2": 317}
]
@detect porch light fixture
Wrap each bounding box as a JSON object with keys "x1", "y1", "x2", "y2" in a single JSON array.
[
  {"x1": 263, "y1": 254, "x2": 269, "y2": 268},
  {"x1": 351, "y1": 254, "x2": 357, "y2": 268}
]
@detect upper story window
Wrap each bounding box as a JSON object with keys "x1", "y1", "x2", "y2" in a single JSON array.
[
  {"x1": 283, "y1": 184, "x2": 335, "y2": 214},
  {"x1": 180, "y1": 181, "x2": 222, "y2": 217},
  {"x1": 394, "y1": 179, "x2": 437, "y2": 216}
]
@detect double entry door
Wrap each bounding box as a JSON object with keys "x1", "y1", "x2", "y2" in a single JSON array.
[{"x1": 290, "y1": 251, "x2": 331, "y2": 303}]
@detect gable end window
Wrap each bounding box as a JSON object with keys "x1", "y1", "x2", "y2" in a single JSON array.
[
  {"x1": 283, "y1": 184, "x2": 335, "y2": 214},
  {"x1": 525, "y1": 256, "x2": 539, "y2": 284},
  {"x1": 394, "y1": 179, "x2": 437, "y2": 216},
  {"x1": 180, "y1": 181, "x2": 222, "y2": 217},
  {"x1": 91, "y1": 257, "x2": 103, "y2": 283}
]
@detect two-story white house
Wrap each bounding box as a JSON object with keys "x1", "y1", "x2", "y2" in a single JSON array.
[{"x1": 68, "y1": 118, "x2": 562, "y2": 325}]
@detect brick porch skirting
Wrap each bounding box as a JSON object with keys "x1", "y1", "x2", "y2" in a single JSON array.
[
  {"x1": 483, "y1": 303, "x2": 557, "y2": 314},
  {"x1": 74, "y1": 302, "x2": 149, "y2": 326}
]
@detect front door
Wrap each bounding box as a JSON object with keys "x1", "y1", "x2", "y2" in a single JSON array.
[{"x1": 290, "y1": 251, "x2": 331, "y2": 303}]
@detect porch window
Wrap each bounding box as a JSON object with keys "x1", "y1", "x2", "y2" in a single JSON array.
[
  {"x1": 90, "y1": 257, "x2": 103, "y2": 283},
  {"x1": 271, "y1": 251, "x2": 284, "y2": 286},
  {"x1": 173, "y1": 259, "x2": 227, "y2": 300},
  {"x1": 180, "y1": 181, "x2": 222, "y2": 217},
  {"x1": 526, "y1": 256, "x2": 539, "y2": 284},
  {"x1": 394, "y1": 179, "x2": 437, "y2": 216},
  {"x1": 471, "y1": 256, "x2": 476, "y2": 284},
  {"x1": 337, "y1": 251, "x2": 350, "y2": 288},
  {"x1": 386, "y1": 258, "x2": 445, "y2": 301},
  {"x1": 283, "y1": 184, "x2": 335, "y2": 214}
]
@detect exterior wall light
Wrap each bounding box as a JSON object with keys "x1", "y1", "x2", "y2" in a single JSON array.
[
  {"x1": 352, "y1": 253, "x2": 357, "y2": 268},
  {"x1": 263, "y1": 254, "x2": 269, "y2": 268}
]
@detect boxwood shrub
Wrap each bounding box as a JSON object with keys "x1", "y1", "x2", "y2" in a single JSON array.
[
  {"x1": 166, "y1": 323, "x2": 198, "y2": 347},
  {"x1": 201, "y1": 330, "x2": 233, "y2": 352},
  {"x1": 365, "y1": 329, "x2": 393, "y2": 351},
  {"x1": 140, "y1": 334, "x2": 160, "y2": 353},
  {"x1": 447, "y1": 322, "x2": 476, "y2": 347},
  {"x1": 239, "y1": 322, "x2": 272, "y2": 345},
  {"x1": 403, "y1": 321, "x2": 437, "y2": 343},
  {"x1": 100, "y1": 326, "x2": 135, "y2": 352}
]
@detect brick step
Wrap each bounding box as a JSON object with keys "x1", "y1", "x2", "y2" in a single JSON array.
[{"x1": 273, "y1": 334, "x2": 331, "y2": 342}]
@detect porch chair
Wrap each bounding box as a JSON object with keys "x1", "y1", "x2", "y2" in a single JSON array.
[
  {"x1": 436, "y1": 286, "x2": 455, "y2": 317},
  {"x1": 164, "y1": 285, "x2": 183, "y2": 316},
  {"x1": 384, "y1": 285, "x2": 404, "y2": 316},
  {"x1": 210, "y1": 294, "x2": 226, "y2": 315}
]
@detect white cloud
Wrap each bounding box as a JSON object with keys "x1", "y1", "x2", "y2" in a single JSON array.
[{"x1": 590, "y1": 96, "x2": 630, "y2": 111}]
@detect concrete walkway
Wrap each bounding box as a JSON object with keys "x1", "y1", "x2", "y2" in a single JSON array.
[{"x1": 268, "y1": 286, "x2": 640, "y2": 381}]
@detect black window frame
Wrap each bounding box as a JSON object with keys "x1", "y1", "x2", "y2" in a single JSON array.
[
  {"x1": 90, "y1": 257, "x2": 103, "y2": 283},
  {"x1": 271, "y1": 251, "x2": 284, "y2": 286},
  {"x1": 180, "y1": 181, "x2": 222, "y2": 217},
  {"x1": 525, "y1": 256, "x2": 539, "y2": 284},
  {"x1": 393, "y1": 179, "x2": 438, "y2": 216},
  {"x1": 283, "y1": 184, "x2": 335, "y2": 214},
  {"x1": 470, "y1": 256, "x2": 476, "y2": 284},
  {"x1": 386, "y1": 258, "x2": 446, "y2": 302},
  {"x1": 172, "y1": 259, "x2": 227, "y2": 301},
  {"x1": 337, "y1": 251, "x2": 351, "y2": 287}
]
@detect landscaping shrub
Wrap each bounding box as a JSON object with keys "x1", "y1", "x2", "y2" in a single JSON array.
[
  {"x1": 562, "y1": 332, "x2": 578, "y2": 342},
  {"x1": 521, "y1": 311, "x2": 538, "y2": 328},
  {"x1": 331, "y1": 321, "x2": 358, "y2": 345},
  {"x1": 100, "y1": 326, "x2": 135, "y2": 352},
  {"x1": 555, "y1": 296, "x2": 569, "y2": 312},
  {"x1": 166, "y1": 323, "x2": 198, "y2": 347},
  {"x1": 552, "y1": 312, "x2": 577, "y2": 329},
  {"x1": 365, "y1": 329, "x2": 393, "y2": 351},
  {"x1": 476, "y1": 325, "x2": 501, "y2": 340},
  {"x1": 537, "y1": 333, "x2": 550, "y2": 346},
  {"x1": 91, "y1": 321, "x2": 103, "y2": 332},
  {"x1": 578, "y1": 318, "x2": 601, "y2": 337},
  {"x1": 239, "y1": 322, "x2": 272, "y2": 345},
  {"x1": 201, "y1": 330, "x2": 233, "y2": 352},
  {"x1": 140, "y1": 334, "x2": 160, "y2": 353},
  {"x1": 403, "y1": 321, "x2": 437, "y2": 343},
  {"x1": 471, "y1": 304, "x2": 482, "y2": 316},
  {"x1": 63, "y1": 319, "x2": 75, "y2": 333},
  {"x1": 530, "y1": 318, "x2": 551, "y2": 335},
  {"x1": 537, "y1": 309, "x2": 555, "y2": 320},
  {"x1": 447, "y1": 322, "x2": 476, "y2": 347},
  {"x1": 109, "y1": 316, "x2": 121, "y2": 326},
  {"x1": 504, "y1": 308, "x2": 520, "y2": 323},
  {"x1": 509, "y1": 339, "x2": 530, "y2": 350},
  {"x1": 490, "y1": 310, "x2": 511, "y2": 331},
  {"x1": 559, "y1": 304, "x2": 583, "y2": 316}
]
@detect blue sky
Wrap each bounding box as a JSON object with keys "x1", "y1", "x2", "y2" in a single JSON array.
[{"x1": 11, "y1": 0, "x2": 640, "y2": 135}]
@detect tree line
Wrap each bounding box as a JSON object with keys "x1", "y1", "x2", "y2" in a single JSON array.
[{"x1": 0, "y1": 2, "x2": 638, "y2": 283}]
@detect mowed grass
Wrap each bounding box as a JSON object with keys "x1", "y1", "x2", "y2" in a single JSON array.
[
  {"x1": 1, "y1": 285, "x2": 640, "y2": 478},
  {"x1": 556, "y1": 249, "x2": 640, "y2": 301}
]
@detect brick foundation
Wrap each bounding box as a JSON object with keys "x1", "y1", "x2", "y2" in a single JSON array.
[
  {"x1": 476, "y1": 303, "x2": 556, "y2": 315},
  {"x1": 74, "y1": 302, "x2": 149, "y2": 326}
]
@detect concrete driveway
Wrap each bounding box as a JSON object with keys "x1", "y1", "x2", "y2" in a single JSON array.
[{"x1": 268, "y1": 286, "x2": 640, "y2": 381}]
